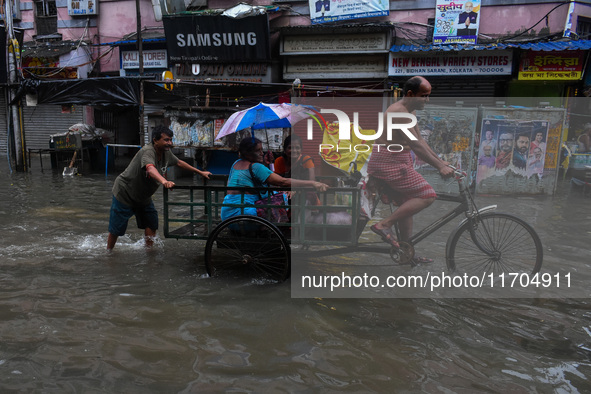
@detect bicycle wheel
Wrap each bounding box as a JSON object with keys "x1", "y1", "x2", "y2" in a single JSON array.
[
  {"x1": 204, "y1": 215, "x2": 290, "y2": 282},
  {"x1": 446, "y1": 212, "x2": 543, "y2": 276}
]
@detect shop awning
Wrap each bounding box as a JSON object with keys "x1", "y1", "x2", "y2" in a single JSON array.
[{"x1": 390, "y1": 39, "x2": 591, "y2": 52}]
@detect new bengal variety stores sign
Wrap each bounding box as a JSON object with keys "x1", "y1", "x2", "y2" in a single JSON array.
[{"x1": 162, "y1": 14, "x2": 271, "y2": 63}]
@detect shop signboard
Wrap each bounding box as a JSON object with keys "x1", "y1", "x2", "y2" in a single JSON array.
[
  {"x1": 121, "y1": 50, "x2": 168, "y2": 69},
  {"x1": 518, "y1": 50, "x2": 583, "y2": 80},
  {"x1": 22, "y1": 57, "x2": 78, "y2": 79},
  {"x1": 476, "y1": 107, "x2": 565, "y2": 195},
  {"x1": 172, "y1": 62, "x2": 272, "y2": 83},
  {"x1": 389, "y1": 50, "x2": 512, "y2": 76},
  {"x1": 433, "y1": 0, "x2": 481, "y2": 45},
  {"x1": 53, "y1": 133, "x2": 81, "y2": 150},
  {"x1": 282, "y1": 33, "x2": 389, "y2": 54},
  {"x1": 162, "y1": 14, "x2": 270, "y2": 63},
  {"x1": 308, "y1": 0, "x2": 389, "y2": 25},
  {"x1": 68, "y1": 0, "x2": 98, "y2": 16},
  {"x1": 284, "y1": 55, "x2": 387, "y2": 80}
]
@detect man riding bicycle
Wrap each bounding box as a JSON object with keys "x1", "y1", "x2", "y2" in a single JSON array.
[{"x1": 367, "y1": 76, "x2": 455, "y2": 264}]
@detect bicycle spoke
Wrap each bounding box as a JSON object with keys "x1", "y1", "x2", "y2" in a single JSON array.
[
  {"x1": 448, "y1": 213, "x2": 542, "y2": 276},
  {"x1": 205, "y1": 216, "x2": 290, "y2": 281}
]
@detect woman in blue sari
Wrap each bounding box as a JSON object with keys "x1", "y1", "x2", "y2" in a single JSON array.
[{"x1": 221, "y1": 138, "x2": 328, "y2": 221}]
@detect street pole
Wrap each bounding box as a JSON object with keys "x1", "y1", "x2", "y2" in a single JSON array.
[
  {"x1": 5, "y1": 0, "x2": 25, "y2": 171},
  {"x1": 136, "y1": 0, "x2": 145, "y2": 145}
]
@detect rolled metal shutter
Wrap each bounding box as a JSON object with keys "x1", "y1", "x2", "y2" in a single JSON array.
[
  {"x1": 144, "y1": 104, "x2": 163, "y2": 144},
  {"x1": 21, "y1": 104, "x2": 85, "y2": 150}
]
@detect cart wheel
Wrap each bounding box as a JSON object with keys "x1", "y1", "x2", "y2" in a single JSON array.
[
  {"x1": 389, "y1": 241, "x2": 415, "y2": 265},
  {"x1": 204, "y1": 215, "x2": 290, "y2": 282}
]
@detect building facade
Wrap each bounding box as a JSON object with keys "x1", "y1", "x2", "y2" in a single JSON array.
[{"x1": 3, "y1": 0, "x2": 591, "y2": 174}]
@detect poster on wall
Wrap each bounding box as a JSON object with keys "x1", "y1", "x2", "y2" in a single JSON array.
[
  {"x1": 476, "y1": 119, "x2": 549, "y2": 183},
  {"x1": 169, "y1": 118, "x2": 213, "y2": 147},
  {"x1": 433, "y1": 0, "x2": 481, "y2": 45},
  {"x1": 413, "y1": 106, "x2": 478, "y2": 194},
  {"x1": 308, "y1": 0, "x2": 389, "y2": 25}
]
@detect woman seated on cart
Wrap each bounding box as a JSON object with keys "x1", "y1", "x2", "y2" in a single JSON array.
[
  {"x1": 274, "y1": 134, "x2": 315, "y2": 180},
  {"x1": 274, "y1": 134, "x2": 321, "y2": 207},
  {"x1": 220, "y1": 138, "x2": 328, "y2": 221}
]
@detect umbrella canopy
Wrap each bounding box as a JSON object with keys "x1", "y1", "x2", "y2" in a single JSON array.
[{"x1": 215, "y1": 102, "x2": 315, "y2": 140}]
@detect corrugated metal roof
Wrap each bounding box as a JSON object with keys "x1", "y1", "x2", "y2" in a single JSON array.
[{"x1": 390, "y1": 39, "x2": 591, "y2": 52}]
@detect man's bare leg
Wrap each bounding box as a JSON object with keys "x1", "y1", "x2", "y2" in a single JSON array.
[
  {"x1": 378, "y1": 197, "x2": 436, "y2": 263},
  {"x1": 374, "y1": 197, "x2": 435, "y2": 241},
  {"x1": 107, "y1": 233, "x2": 118, "y2": 251},
  {"x1": 144, "y1": 228, "x2": 157, "y2": 248}
]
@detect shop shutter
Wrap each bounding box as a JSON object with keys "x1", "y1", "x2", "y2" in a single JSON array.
[
  {"x1": 144, "y1": 104, "x2": 163, "y2": 144},
  {"x1": 428, "y1": 78, "x2": 500, "y2": 105},
  {"x1": 21, "y1": 104, "x2": 85, "y2": 150}
]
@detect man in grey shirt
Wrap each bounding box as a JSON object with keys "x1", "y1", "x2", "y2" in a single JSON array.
[{"x1": 107, "y1": 125, "x2": 211, "y2": 250}]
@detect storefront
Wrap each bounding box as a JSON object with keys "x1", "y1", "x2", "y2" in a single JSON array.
[{"x1": 157, "y1": 12, "x2": 287, "y2": 174}]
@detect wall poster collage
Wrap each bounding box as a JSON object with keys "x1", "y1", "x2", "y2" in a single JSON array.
[
  {"x1": 476, "y1": 118, "x2": 549, "y2": 183},
  {"x1": 413, "y1": 106, "x2": 478, "y2": 195}
]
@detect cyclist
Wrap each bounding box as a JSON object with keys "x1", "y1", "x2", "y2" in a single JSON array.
[{"x1": 367, "y1": 76, "x2": 454, "y2": 263}]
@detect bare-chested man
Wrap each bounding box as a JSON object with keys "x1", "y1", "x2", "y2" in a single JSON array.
[{"x1": 367, "y1": 76, "x2": 454, "y2": 263}]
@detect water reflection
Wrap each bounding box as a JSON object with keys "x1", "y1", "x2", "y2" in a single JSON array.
[{"x1": 1, "y1": 161, "x2": 591, "y2": 391}]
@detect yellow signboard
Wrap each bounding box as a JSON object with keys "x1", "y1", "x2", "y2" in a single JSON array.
[{"x1": 518, "y1": 71, "x2": 581, "y2": 80}]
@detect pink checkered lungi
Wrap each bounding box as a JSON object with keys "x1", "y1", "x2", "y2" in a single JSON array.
[{"x1": 367, "y1": 150, "x2": 436, "y2": 204}]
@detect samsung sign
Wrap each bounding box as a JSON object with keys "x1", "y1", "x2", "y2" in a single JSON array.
[{"x1": 163, "y1": 14, "x2": 270, "y2": 63}]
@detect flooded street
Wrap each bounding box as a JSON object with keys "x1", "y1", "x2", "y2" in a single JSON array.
[{"x1": 1, "y1": 159, "x2": 591, "y2": 392}]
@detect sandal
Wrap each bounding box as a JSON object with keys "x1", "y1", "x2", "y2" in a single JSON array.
[
  {"x1": 370, "y1": 224, "x2": 400, "y2": 248},
  {"x1": 411, "y1": 256, "x2": 434, "y2": 264}
]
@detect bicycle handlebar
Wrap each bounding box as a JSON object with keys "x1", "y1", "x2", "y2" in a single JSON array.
[{"x1": 447, "y1": 165, "x2": 467, "y2": 178}]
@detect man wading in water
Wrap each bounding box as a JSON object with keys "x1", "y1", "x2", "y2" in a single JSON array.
[{"x1": 107, "y1": 125, "x2": 212, "y2": 250}]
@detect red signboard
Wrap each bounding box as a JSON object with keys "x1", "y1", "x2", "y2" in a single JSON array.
[{"x1": 519, "y1": 50, "x2": 583, "y2": 80}]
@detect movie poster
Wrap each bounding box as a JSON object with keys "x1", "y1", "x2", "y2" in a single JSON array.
[{"x1": 476, "y1": 119, "x2": 549, "y2": 183}]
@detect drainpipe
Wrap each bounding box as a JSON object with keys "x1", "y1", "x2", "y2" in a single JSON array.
[
  {"x1": 5, "y1": 0, "x2": 25, "y2": 171},
  {"x1": 136, "y1": 0, "x2": 145, "y2": 145}
]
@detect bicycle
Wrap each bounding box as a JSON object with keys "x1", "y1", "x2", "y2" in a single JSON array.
[
  {"x1": 162, "y1": 166, "x2": 543, "y2": 282},
  {"x1": 367, "y1": 166, "x2": 543, "y2": 275}
]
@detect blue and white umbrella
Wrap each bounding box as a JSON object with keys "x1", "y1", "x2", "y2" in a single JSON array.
[{"x1": 215, "y1": 102, "x2": 314, "y2": 140}]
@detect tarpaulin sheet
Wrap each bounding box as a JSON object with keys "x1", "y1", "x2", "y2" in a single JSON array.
[
  {"x1": 26, "y1": 77, "x2": 187, "y2": 106},
  {"x1": 35, "y1": 77, "x2": 139, "y2": 105}
]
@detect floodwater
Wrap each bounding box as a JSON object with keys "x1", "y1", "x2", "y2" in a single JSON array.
[{"x1": 1, "y1": 158, "x2": 591, "y2": 392}]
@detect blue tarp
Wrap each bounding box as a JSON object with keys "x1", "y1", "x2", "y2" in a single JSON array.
[{"x1": 390, "y1": 39, "x2": 591, "y2": 53}]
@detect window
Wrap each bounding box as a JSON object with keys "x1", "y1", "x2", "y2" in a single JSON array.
[
  {"x1": 35, "y1": 0, "x2": 57, "y2": 36},
  {"x1": 576, "y1": 16, "x2": 591, "y2": 40}
]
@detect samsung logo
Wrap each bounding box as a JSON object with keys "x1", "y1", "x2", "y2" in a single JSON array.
[{"x1": 176, "y1": 32, "x2": 257, "y2": 47}]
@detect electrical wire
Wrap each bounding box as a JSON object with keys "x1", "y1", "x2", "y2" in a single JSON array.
[{"x1": 498, "y1": 1, "x2": 572, "y2": 42}]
